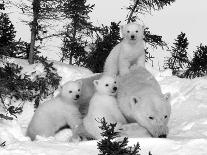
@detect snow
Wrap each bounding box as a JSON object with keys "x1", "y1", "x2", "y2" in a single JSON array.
[{"x1": 1, "y1": 58, "x2": 207, "y2": 155}]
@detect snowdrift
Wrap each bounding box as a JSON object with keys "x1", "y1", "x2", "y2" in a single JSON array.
[{"x1": 1, "y1": 59, "x2": 207, "y2": 155}]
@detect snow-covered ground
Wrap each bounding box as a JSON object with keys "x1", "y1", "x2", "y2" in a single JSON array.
[{"x1": 1, "y1": 58, "x2": 207, "y2": 155}]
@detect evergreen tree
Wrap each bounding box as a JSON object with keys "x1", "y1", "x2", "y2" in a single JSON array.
[
  {"x1": 0, "y1": 2, "x2": 5, "y2": 10},
  {"x1": 86, "y1": 22, "x2": 121, "y2": 73},
  {"x1": 0, "y1": 13, "x2": 32, "y2": 59},
  {"x1": 11, "y1": 0, "x2": 64, "y2": 64},
  {"x1": 0, "y1": 56, "x2": 61, "y2": 118},
  {"x1": 0, "y1": 13, "x2": 16, "y2": 58},
  {"x1": 127, "y1": 0, "x2": 175, "y2": 23},
  {"x1": 183, "y1": 44, "x2": 207, "y2": 78},
  {"x1": 97, "y1": 118, "x2": 141, "y2": 155},
  {"x1": 164, "y1": 32, "x2": 189, "y2": 75},
  {"x1": 60, "y1": 0, "x2": 99, "y2": 66}
]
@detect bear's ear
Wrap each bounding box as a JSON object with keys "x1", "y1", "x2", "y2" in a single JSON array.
[
  {"x1": 142, "y1": 24, "x2": 146, "y2": 31},
  {"x1": 130, "y1": 96, "x2": 141, "y2": 109},
  {"x1": 77, "y1": 80, "x2": 82, "y2": 87},
  {"x1": 93, "y1": 80, "x2": 99, "y2": 87},
  {"x1": 58, "y1": 85, "x2": 63, "y2": 90},
  {"x1": 163, "y1": 93, "x2": 171, "y2": 102}
]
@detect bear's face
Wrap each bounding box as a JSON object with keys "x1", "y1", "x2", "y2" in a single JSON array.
[
  {"x1": 129, "y1": 93, "x2": 171, "y2": 138},
  {"x1": 60, "y1": 81, "x2": 82, "y2": 102},
  {"x1": 121, "y1": 23, "x2": 144, "y2": 43},
  {"x1": 93, "y1": 76, "x2": 118, "y2": 96}
]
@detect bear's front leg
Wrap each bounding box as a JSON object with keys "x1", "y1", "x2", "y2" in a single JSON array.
[
  {"x1": 119, "y1": 60, "x2": 131, "y2": 76},
  {"x1": 136, "y1": 54, "x2": 145, "y2": 67},
  {"x1": 119, "y1": 123, "x2": 151, "y2": 138},
  {"x1": 65, "y1": 114, "x2": 83, "y2": 142}
]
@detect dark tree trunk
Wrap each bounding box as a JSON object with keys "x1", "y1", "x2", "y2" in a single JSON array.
[{"x1": 28, "y1": 0, "x2": 40, "y2": 64}]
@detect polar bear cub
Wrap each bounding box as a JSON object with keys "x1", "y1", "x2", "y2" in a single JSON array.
[
  {"x1": 83, "y1": 75, "x2": 127, "y2": 139},
  {"x1": 104, "y1": 22, "x2": 145, "y2": 76},
  {"x1": 27, "y1": 80, "x2": 82, "y2": 141}
]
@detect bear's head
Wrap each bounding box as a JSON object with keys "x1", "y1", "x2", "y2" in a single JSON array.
[
  {"x1": 121, "y1": 22, "x2": 144, "y2": 43},
  {"x1": 60, "y1": 81, "x2": 82, "y2": 102},
  {"x1": 93, "y1": 75, "x2": 118, "y2": 96},
  {"x1": 129, "y1": 93, "x2": 171, "y2": 138}
]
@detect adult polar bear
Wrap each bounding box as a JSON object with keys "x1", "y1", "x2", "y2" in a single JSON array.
[
  {"x1": 117, "y1": 67, "x2": 171, "y2": 138},
  {"x1": 78, "y1": 67, "x2": 171, "y2": 138}
]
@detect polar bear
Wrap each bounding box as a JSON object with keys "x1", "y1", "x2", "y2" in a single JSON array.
[
  {"x1": 27, "y1": 80, "x2": 83, "y2": 141},
  {"x1": 104, "y1": 22, "x2": 145, "y2": 77},
  {"x1": 117, "y1": 66, "x2": 171, "y2": 138},
  {"x1": 83, "y1": 75, "x2": 127, "y2": 139}
]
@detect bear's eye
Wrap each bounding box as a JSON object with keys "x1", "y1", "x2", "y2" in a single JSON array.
[
  {"x1": 127, "y1": 30, "x2": 130, "y2": 33},
  {"x1": 136, "y1": 30, "x2": 138, "y2": 33},
  {"x1": 78, "y1": 89, "x2": 80, "y2": 92},
  {"x1": 105, "y1": 84, "x2": 109, "y2": 87},
  {"x1": 148, "y1": 116, "x2": 154, "y2": 120},
  {"x1": 114, "y1": 81, "x2": 116, "y2": 84},
  {"x1": 69, "y1": 90, "x2": 72, "y2": 93},
  {"x1": 164, "y1": 115, "x2": 168, "y2": 119}
]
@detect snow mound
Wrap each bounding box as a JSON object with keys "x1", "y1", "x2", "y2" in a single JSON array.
[{"x1": 1, "y1": 58, "x2": 207, "y2": 154}]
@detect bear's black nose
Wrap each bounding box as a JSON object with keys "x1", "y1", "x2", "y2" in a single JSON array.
[
  {"x1": 158, "y1": 134, "x2": 167, "y2": 138},
  {"x1": 131, "y1": 35, "x2": 135, "y2": 39},
  {"x1": 76, "y1": 94, "x2": 80, "y2": 99},
  {"x1": 113, "y1": 87, "x2": 117, "y2": 91}
]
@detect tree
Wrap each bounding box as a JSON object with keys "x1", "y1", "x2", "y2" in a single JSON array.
[
  {"x1": 0, "y1": 13, "x2": 32, "y2": 59},
  {"x1": 60, "y1": 0, "x2": 98, "y2": 65},
  {"x1": 183, "y1": 44, "x2": 207, "y2": 78},
  {"x1": 164, "y1": 32, "x2": 189, "y2": 75},
  {"x1": 0, "y1": 56, "x2": 61, "y2": 119},
  {"x1": 86, "y1": 22, "x2": 121, "y2": 73},
  {"x1": 0, "y1": 2, "x2": 5, "y2": 10},
  {"x1": 127, "y1": 0, "x2": 175, "y2": 23},
  {"x1": 10, "y1": 0, "x2": 64, "y2": 64},
  {"x1": 0, "y1": 13, "x2": 16, "y2": 58},
  {"x1": 97, "y1": 118, "x2": 141, "y2": 155}
]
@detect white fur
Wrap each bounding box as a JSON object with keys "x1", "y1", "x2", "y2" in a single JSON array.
[
  {"x1": 83, "y1": 75, "x2": 127, "y2": 139},
  {"x1": 104, "y1": 22, "x2": 145, "y2": 76},
  {"x1": 27, "y1": 81, "x2": 83, "y2": 141},
  {"x1": 118, "y1": 67, "x2": 171, "y2": 138}
]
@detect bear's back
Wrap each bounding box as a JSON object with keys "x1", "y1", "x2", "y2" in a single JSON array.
[
  {"x1": 117, "y1": 67, "x2": 163, "y2": 120},
  {"x1": 118, "y1": 66, "x2": 162, "y2": 97}
]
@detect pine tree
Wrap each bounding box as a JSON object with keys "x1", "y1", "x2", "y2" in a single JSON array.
[
  {"x1": 0, "y1": 2, "x2": 5, "y2": 10},
  {"x1": 0, "y1": 13, "x2": 16, "y2": 58},
  {"x1": 11, "y1": 0, "x2": 65, "y2": 64},
  {"x1": 60, "y1": 0, "x2": 99, "y2": 66},
  {"x1": 97, "y1": 118, "x2": 141, "y2": 155},
  {"x1": 0, "y1": 13, "x2": 33, "y2": 59},
  {"x1": 164, "y1": 32, "x2": 189, "y2": 75},
  {"x1": 86, "y1": 22, "x2": 121, "y2": 73},
  {"x1": 127, "y1": 0, "x2": 175, "y2": 23},
  {"x1": 0, "y1": 56, "x2": 61, "y2": 118},
  {"x1": 183, "y1": 44, "x2": 207, "y2": 78}
]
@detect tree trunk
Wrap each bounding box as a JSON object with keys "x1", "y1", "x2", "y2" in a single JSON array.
[
  {"x1": 28, "y1": 0, "x2": 40, "y2": 64},
  {"x1": 29, "y1": 26, "x2": 35, "y2": 64},
  {"x1": 69, "y1": 21, "x2": 77, "y2": 65}
]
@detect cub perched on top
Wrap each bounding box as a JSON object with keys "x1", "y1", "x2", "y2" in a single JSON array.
[
  {"x1": 104, "y1": 22, "x2": 145, "y2": 76},
  {"x1": 27, "y1": 80, "x2": 82, "y2": 141}
]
